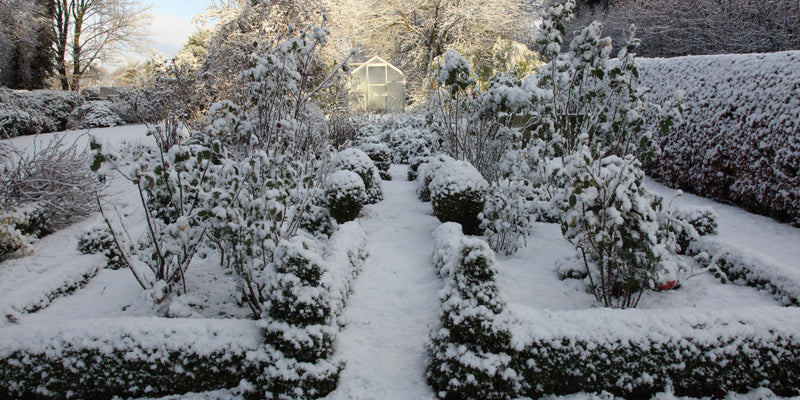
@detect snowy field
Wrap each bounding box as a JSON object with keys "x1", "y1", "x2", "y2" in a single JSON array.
[{"x1": 1, "y1": 125, "x2": 799, "y2": 399}]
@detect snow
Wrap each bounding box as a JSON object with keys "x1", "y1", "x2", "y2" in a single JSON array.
[
  {"x1": 326, "y1": 164, "x2": 440, "y2": 400},
  {"x1": 429, "y1": 160, "x2": 489, "y2": 200},
  {"x1": 645, "y1": 178, "x2": 800, "y2": 274},
  {"x1": 0, "y1": 317, "x2": 262, "y2": 359}
]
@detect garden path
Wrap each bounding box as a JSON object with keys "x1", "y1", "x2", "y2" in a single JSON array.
[{"x1": 325, "y1": 164, "x2": 440, "y2": 400}]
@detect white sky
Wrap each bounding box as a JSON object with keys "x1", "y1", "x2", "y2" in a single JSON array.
[{"x1": 108, "y1": 0, "x2": 212, "y2": 69}]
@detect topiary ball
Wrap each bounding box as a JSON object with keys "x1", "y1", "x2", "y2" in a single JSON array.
[
  {"x1": 430, "y1": 160, "x2": 488, "y2": 235},
  {"x1": 325, "y1": 170, "x2": 367, "y2": 224}
]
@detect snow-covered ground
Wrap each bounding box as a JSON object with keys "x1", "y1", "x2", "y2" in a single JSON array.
[
  {"x1": 2, "y1": 125, "x2": 249, "y2": 322},
  {"x1": 327, "y1": 165, "x2": 440, "y2": 400},
  {"x1": 646, "y1": 177, "x2": 800, "y2": 275}
]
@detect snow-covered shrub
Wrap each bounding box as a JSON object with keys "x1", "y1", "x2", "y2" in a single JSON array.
[
  {"x1": 258, "y1": 223, "x2": 368, "y2": 400},
  {"x1": 0, "y1": 88, "x2": 82, "y2": 137},
  {"x1": 480, "y1": 178, "x2": 537, "y2": 255},
  {"x1": 673, "y1": 205, "x2": 718, "y2": 237},
  {"x1": 0, "y1": 318, "x2": 264, "y2": 399},
  {"x1": 15, "y1": 204, "x2": 53, "y2": 238},
  {"x1": 359, "y1": 141, "x2": 392, "y2": 180},
  {"x1": 77, "y1": 226, "x2": 125, "y2": 269},
  {"x1": 639, "y1": 51, "x2": 800, "y2": 224},
  {"x1": 428, "y1": 223, "x2": 518, "y2": 399},
  {"x1": 560, "y1": 150, "x2": 674, "y2": 308},
  {"x1": 328, "y1": 112, "x2": 357, "y2": 150},
  {"x1": 430, "y1": 160, "x2": 489, "y2": 235},
  {"x1": 407, "y1": 156, "x2": 426, "y2": 181},
  {"x1": 383, "y1": 123, "x2": 437, "y2": 164},
  {"x1": 689, "y1": 239, "x2": 800, "y2": 306},
  {"x1": 330, "y1": 148, "x2": 383, "y2": 204},
  {"x1": 416, "y1": 154, "x2": 455, "y2": 201},
  {"x1": 529, "y1": 1, "x2": 679, "y2": 162},
  {"x1": 324, "y1": 170, "x2": 366, "y2": 224},
  {"x1": 107, "y1": 86, "x2": 143, "y2": 124},
  {"x1": 264, "y1": 237, "x2": 336, "y2": 359},
  {"x1": 0, "y1": 207, "x2": 35, "y2": 262},
  {"x1": 91, "y1": 133, "x2": 211, "y2": 314},
  {"x1": 199, "y1": 24, "x2": 350, "y2": 319},
  {"x1": 0, "y1": 134, "x2": 103, "y2": 230},
  {"x1": 67, "y1": 100, "x2": 124, "y2": 129},
  {"x1": 299, "y1": 203, "x2": 335, "y2": 239},
  {"x1": 515, "y1": 307, "x2": 800, "y2": 398},
  {"x1": 655, "y1": 200, "x2": 719, "y2": 255}
]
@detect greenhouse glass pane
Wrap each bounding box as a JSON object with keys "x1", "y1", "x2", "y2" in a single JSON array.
[{"x1": 368, "y1": 65, "x2": 386, "y2": 84}]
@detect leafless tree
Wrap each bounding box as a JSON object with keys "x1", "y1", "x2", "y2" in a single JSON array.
[
  {"x1": 52, "y1": 0, "x2": 150, "y2": 91},
  {"x1": 334, "y1": 0, "x2": 541, "y2": 100},
  {"x1": 559, "y1": 0, "x2": 800, "y2": 57}
]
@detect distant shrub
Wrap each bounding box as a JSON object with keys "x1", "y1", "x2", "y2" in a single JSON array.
[
  {"x1": 359, "y1": 141, "x2": 392, "y2": 180},
  {"x1": 407, "y1": 156, "x2": 426, "y2": 181},
  {"x1": 378, "y1": 114, "x2": 436, "y2": 164},
  {"x1": 0, "y1": 207, "x2": 35, "y2": 262},
  {"x1": 325, "y1": 170, "x2": 367, "y2": 224},
  {"x1": 0, "y1": 88, "x2": 82, "y2": 137},
  {"x1": 429, "y1": 160, "x2": 488, "y2": 235},
  {"x1": 0, "y1": 134, "x2": 104, "y2": 231},
  {"x1": 68, "y1": 100, "x2": 124, "y2": 129}
]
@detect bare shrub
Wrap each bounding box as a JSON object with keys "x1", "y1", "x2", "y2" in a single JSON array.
[{"x1": 0, "y1": 135, "x2": 105, "y2": 230}]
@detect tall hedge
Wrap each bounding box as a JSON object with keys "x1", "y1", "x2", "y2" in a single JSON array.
[{"x1": 638, "y1": 51, "x2": 800, "y2": 224}]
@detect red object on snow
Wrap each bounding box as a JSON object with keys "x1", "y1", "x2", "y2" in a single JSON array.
[{"x1": 658, "y1": 280, "x2": 677, "y2": 291}]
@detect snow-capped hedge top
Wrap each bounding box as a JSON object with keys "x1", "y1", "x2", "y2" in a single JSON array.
[
  {"x1": 417, "y1": 154, "x2": 455, "y2": 188},
  {"x1": 429, "y1": 160, "x2": 489, "y2": 199},
  {"x1": 331, "y1": 148, "x2": 376, "y2": 177},
  {"x1": 325, "y1": 170, "x2": 365, "y2": 199},
  {"x1": 511, "y1": 305, "x2": 800, "y2": 351},
  {"x1": 638, "y1": 51, "x2": 800, "y2": 223},
  {"x1": 0, "y1": 317, "x2": 261, "y2": 359}
]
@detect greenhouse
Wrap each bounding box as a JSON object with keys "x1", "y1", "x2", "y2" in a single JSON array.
[{"x1": 350, "y1": 56, "x2": 406, "y2": 113}]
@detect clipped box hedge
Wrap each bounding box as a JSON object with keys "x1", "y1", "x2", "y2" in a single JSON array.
[
  {"x1": 688, "y1": 237, "x2": 800, "y2": 306},
  {"x1": 0, "y1": 318, "x2": 263, "y2": 399},
  {"x1": 0, "y1": 222, "x2": 369, "y2": 400},
  {"x1": 513, "y1": 306, "x2": 800, "y2": 398},
  {"x1": 638, "y1": 51, "x2": 800, "y2": 224}
]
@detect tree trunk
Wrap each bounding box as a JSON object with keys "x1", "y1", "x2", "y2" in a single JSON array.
[
  {"x1": 70, "y1": 1, "x2": 84, "y2": 92},
  {"x1": 53, "y1": 0, "x2": 71, "y2": 90}
]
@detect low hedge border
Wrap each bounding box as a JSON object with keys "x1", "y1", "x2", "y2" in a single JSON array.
[
  {"x1": 1, "y1": 254, "x2": 105, "y2": 325},
  {"x1": 255, "y1": 221, "x2": 369, "y2": 399},
  {"x1": 0, "y1": 317, "x2": 263, "y2": 399},
  {"x1": 688, "y1": 237, "x2": 800, "y2": 306},
  {"x1": 0, "y1": 222, "x2": 369, "y2": 400},
  {"x1": 427, "y1": 222, "x2": 518, "y2": 399},
  {"x1": 428, "y1": 227, "x2": 800, "y2": 399},
  {"x1": 513, "y1": 306, "x2": 800, "y2": 398}
]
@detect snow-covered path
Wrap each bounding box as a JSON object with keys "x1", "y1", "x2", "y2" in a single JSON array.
[{"x1": 326, "y1": 165, "x2": 440, "y2": 400}]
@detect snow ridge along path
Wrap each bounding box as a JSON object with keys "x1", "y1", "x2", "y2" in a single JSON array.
[{"x1": 326, "y1": 165, "x2": 440, "y2": 400}]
